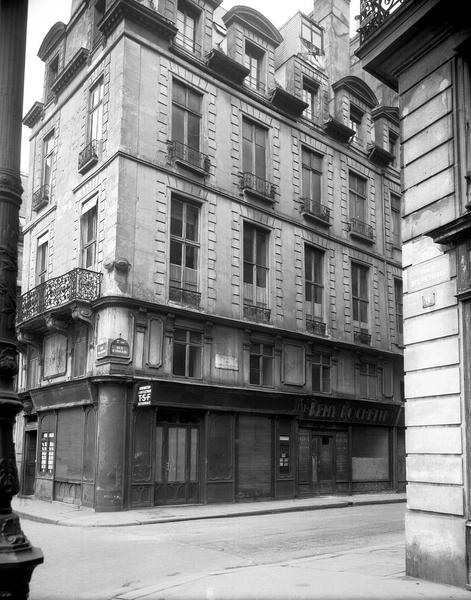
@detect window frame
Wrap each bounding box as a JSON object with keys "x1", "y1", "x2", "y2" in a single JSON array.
[
  {"x1": 301, "y1": 78, "x2": 318, "y2": 121},
  {"x1": 394, "y1": 278, "x2": 403, "y2": 336},
  {"x1": 351, "y1": 262, "x2": 369, "y2": 327},
  {"x1": 359, "y1": 362, "x2": 378, "y2": 399},
  {"x1": 243, "y1": 222, "x2": 269, "y2": 308},
  {"x1": 249, "y1": 342, "x2": 274, "y2": 386},
  {"x1": 242, "y1": 118, "x2": 268, "y2": 180},
  {"x1": 304, "y1": 245, "x2": 324, "y2": 321},
  {"x1": 244, "y1": 40, "x2": 265, "y2": 93},
  {"x1": 88, "y1": 78, "x2": 104, "y2": 144},
  {"x1": 349, "y1": 170, "x2": 368, "y2": 223},
  {"x1": 80, "y1": 203, "x2": 98, "y2": 269},
  {"x1": 311, "y1": 351, "x2": 331, "y2": 393},
  {"x1": 35, "y1": 235, "x2": 49, "y2": 285},
  {"x1": 42, "y1": 131, "x2": 54, "y2": 190},
  {"x1": 349, "y1": 104, "x2": 364, "y2": 143},
  {"x1": 390, "y1": 192, "x2": 401, "y2": 247},
  {"x1": 171, "y1": 79, "x2": 203, "y2": 152},
  {"x1": 172, "y1": 327, "x2": 203, "y2": 378},
  {"x1": 302, "y1": 147, "x2": 323, "y2": 204},
  {"x1": 176, "y1": 0, "x2": 200, "y2": 55},
  {"x1": 40, "y1": 431, "x2": 55, "y2": 474},
  {"x1": 169, "y1": 196, "x2": 200, "y2": 295}
]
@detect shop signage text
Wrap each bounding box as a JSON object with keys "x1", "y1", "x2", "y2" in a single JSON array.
[
  {"x1": 137, "y1": 384, "x2": 152, "y2": 406},
  {"x1": 302, "y1": 399, "x2": 396, "y2": 426}
]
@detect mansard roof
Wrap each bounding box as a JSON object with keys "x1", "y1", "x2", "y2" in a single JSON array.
[
  {"x1": 222, "y1": 5, "x2": 283, "y2": 48},
  {"x1": 332, "y1": 76, "x2": 379, "y2": 108},
  {"x1": 38, "y1": 22, "x2": 66, "y2": 61}
]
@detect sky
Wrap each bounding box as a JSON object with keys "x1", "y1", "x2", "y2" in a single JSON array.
[{"x1": 22, "y1": 0, "x2": 361, "y2": 173}]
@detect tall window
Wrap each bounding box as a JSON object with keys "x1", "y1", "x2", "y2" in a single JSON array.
[
  {"x1": 244, "y1": 41, "x2": 264, "y2": 92},
  {"x1": 312, "y1": 352, "x2": 331, "y2": 393},
  {"x1": 176, "y1": 0, "x2": 199, "y2": 54},
  {"x1": 42, "y1": 132, "x2": 54, "y2": 190},
  {"x1": 169, "y1": 198, "x2": 199, "y2": 296},
  {"x1": 92, "y1": 0, "x2": 105, "y2": 46},
  {"x1": 349, "y1": 171, "x2": 367, "y2": 223},
  {"x1": 359, "y1": 362, "x2": 378, "y2": 399},
  {"x1": 352, "y1": 262, "x2": 369, "y2": 327},
  {"x1": 249, "y1": 342, "x2": 273, "y2": 386},
  {"x1": 243, "y1": 224, "x2": 269, "y2": 307},
  {"x1": 46, "y1": 55, "x2": 59, "y2": 98},
  {"x1": 36, "y1": 235, "x2": 48, "y2": 285},
  {"x1": 349, "y1": 104, "x2": 363, "y2": 143},
  {"x1": 301, "y1": 19, "x2": 322, "y2": 51},
  {"x1": 172, "y1": 80, "x2": 202, "y2": 152},
  {"x1": 302, "y1": 148, "x2": 322, "y2": 203},
  {"x1": 305, "y1": 246, "x2": 323, "y2": 321},
  {"x1": 88, "y1": 79, "x2": 104, "y2": 143},
  {"x1": 388, "y1": 130, "x2": 398, "y2": 166},
  {"x1": 242, "y1": 119, "x2": 267, "y2": 180},
  {"x1": 302, "y1": 80, "x2": 318, "y2": 121},
  {"x1": 394, "y1": 278, "x2": 403, "y2": 336},
  {"x1": 72, "y1": 324, "x2": 88, "y2": 378},
  {"x1": 391, "y1": 193, "x2": 401, "y2": 246},
  {"x1": 81, "y1": 204, "x2": 97, "y2": 268},
  {"x1": 173, "y1": 328, "x2": 202, "y2": 378}
]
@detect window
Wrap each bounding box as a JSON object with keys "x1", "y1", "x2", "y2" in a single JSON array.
[
  {"x1": 92, "y1": 0, "x2": 105, "y2": 46},
  {"x1": 391, "y1": 193, "x2": 401, "y2": 246},
  {"x1": 40, "y1": 431, "x2": 55, "y2": 473},
  {"x1": 394, "y1": 278, "x2": 403, "y2": 336},
  {"x1": 359, "y1": 362, "x2": 378, "y2": 399},
  {"x1": 301, "y1": 19, "x2": 322, "y2": 51},
  {"x1": 36, "y1": 235, "x2": 48, "y2": 285},
  {"x1": 305, "y1": 246, "x2": 323, "y2": 321},
  {"x1": 352, "y1": 262, "x2": 369, "y2": 326},
  {"x1": 172, "y1": 328, "x2": 202, "y2": 378},
  {"x1": 72, "y1": 324, "x2": 88, "y2": 378},
  {"x1": 27, "y1": 346, "x2": 40, "y2": 389},
  {"x1": 249, "y1": 342, "x2": 273, "y2": 386},
  {"x1": 302, "y1": 148, "x2": 322, "y2": 203},
  {"x1": 302, "y1": 79, "x2": 318, "y2": 121},
  {"x1": 172, "y1": 80, "x2": 202, "y2": 152},
  {"x1": 244, "y1": 41, "x2": 265, "y2": 93},
  {"x1": 81, "y1": 204, "x2": 97, "y2": 268},
  {"x1": 46, "y1": 55, "x2": 59, "y2": 98},
  {"x1": 176, "y1": 0, "x2": 199, "y2": 54},
  {"x1": 242, "y1": 119, "x2": 267, "y2": 180},
  {"x1": 312, "y1": 352, "x2": 331, "y2": 393},
  {"x1": 243, "y1": 223, "x2": 269, "y2": 307},
  {"x1": 349, "y1": 171, "x2": 367, "y2": 223},
  {"x1": 169, "y1": 198, "x2": 199, "y2": 300},
  {"x1": 88, "y1": 79, "x2": 104, "y2": 143},
  {"x1": 279, "y1": 434, "x2": 290, "y2": 475},
  {"x1": 42, "y1": 132, "x2": 54, "y2": 191},
  {"x1": 349, "y1": 104, "x2": 363, "y2": 142},
  {"x1": 388, "y1": 130, "x2": 398, "y2": 166}
]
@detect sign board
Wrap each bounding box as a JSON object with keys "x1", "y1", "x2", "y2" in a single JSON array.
[
  {"x1": 300, "y1": 398, "x2": 400, "y2": 427},
  {"x1": 137, "y1": 384, "x2": 152, "y2": 406},
  {"x1": 215, "y1": 354, "x2": 238, "y2": 370},
  {"x1": 96, "y1": 338, "x2": 130, "y2": 360}
]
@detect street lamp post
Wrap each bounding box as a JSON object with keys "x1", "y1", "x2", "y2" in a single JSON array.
[{"x1": 0, "y1": 0, "x2": 44, "y2": 597}]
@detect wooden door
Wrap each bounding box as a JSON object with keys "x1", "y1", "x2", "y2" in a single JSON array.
[
  {"x1": 23, "y1": 430, "x2": 37, "y2": 496},
  {"x1": 312, "y1": 434, "x2": 335, "y2": 494}
]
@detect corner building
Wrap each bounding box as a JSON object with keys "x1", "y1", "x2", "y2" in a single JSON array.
[{"x1": 18, "y1": 0, "x2": 404, "y2": 511}]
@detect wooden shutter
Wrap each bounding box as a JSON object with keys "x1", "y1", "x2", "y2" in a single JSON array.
[
  {"x1": 237, "y1": 415, "x2": 272, "y2": 499},
  {"x1": 55, "y1": 408, "x2": 84, "y2": 480}
]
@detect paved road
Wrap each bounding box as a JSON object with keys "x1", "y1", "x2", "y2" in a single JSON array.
[{"x1": 25, "y1": 502, "x2": 406, "y2": 600}]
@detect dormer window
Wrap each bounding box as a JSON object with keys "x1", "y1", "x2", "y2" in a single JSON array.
[
  {"x1": 92, "y1": 0, "x2": 106, "y2": 48},
  {"x1": 302, "y1": 78, "x2": 318, "y2": 121},
  {"x1": 301, "y1": 19, "x2": 322, "y2": 53},
  {"x1": 349, "y1": 104, "x2": 364, "y2": 143},
  {"x1": 388, "y1": 130, "x2": 398, "y2": 166},
  {"x1": 46, "y1": 55, "x2": 59, "y2": 99},
  {"x1": 176, "y1": 0, "x2": 201, "y2": 56},
  {"x1": 244, "y1": 40, "x2": 265, "y2": 93}
]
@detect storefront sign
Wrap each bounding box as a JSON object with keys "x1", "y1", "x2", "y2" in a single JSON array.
[
  {"x1": 215, "y1": 354, "x2": 238, "y2": 370},
  {"x1": 137, "y1": 384, "x2": 152, "y2": 406},
  {"x1": 301, "y1": 398, "x2": 399, "y2": 426}
]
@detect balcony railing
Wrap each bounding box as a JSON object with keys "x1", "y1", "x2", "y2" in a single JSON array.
[
  {"x1": 78, "y1": 139, "x2": 99, "y2": 174},
  {"x1": 348, "y1": 217, "x2": 374, "y2": 241},
  {"x1": 243, "y1": 303, "x2": 271, "y2": 323},
  {"x1": 17, "y1": 268, "x2": 101, "y2": 324},
  {"x1": 32, "y1": 184, "x2": 50, "y2": 212},
  {"x1": 358, "y1": 0, "x2": 407, "y2": 43},
  {"x1": 174, "y1": 31, "x2": 202, "y2": 57},
  {"x1": 169, "y1": 286, "x2": 201, "y2": 308},
  {"x1": 240, "y1": 172, "x2": 276, "y2": 201},
  {"x1": 306, "y1": 318, "x2": 326, "y2": 336},
  {"x1": 167, "y1": 140, "x2": 210, "y2": 174},
  {"x1": 302, "y1": 198, "x2": 331, "y2": 225},
  {"x1": 244, "y1": 75, "x2": 266, "y2": 94},
  {"x1": 354, "y1": 328, "x2": 371, "y2": 345}
]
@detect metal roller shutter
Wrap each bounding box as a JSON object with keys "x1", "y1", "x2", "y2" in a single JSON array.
[{"x1": 237, "y1": 414, "x2": 272, "y2": 499}]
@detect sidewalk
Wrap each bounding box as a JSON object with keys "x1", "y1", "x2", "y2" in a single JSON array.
[{"x1": 12, "y1": 491, "x2": 405, "y2": 528}]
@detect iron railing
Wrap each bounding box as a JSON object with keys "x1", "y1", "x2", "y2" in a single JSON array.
[
  {"x1": 244, "y1": 74, "x2": 266, "y2": 94},
  {"x1": 169, "y1": 286, "x2": 201, "y2": 307},
  {"x1": 32, "y1": 184, "x2": 50, "y2": 212},
  {"x1": 167, "y1": 140, "x2": 210, "y2": 173},
  {"x1": 354, "y1": 328, "x2": 372, "y2": 345},
  {"x1": 358, "y1": 0, "x2": 407, "y2": 43},
  {"x1": 174, "y1": 31, "x2": 202, "y2": 57},
  {"x1": 302, "y1": 198, "x2": 331, "y2": 224},
  {"x1": 18, "y1": 268, "x2": 101, "y2": 323},
  {"x1": 240, "y1": 172, "x2": 276, "y2": 200},
  {"x1": 306, "y1": 318, "x2": 326, "y2": 336},
  {"x1": 78, "y1": 140, "x2": 99, "y2": 173},
  {"x1": 243, "y1": 303, "x2": 271, "y2": 323},
  {"x1": 349, "y1": 217, "x2": 374, "y2": 240}
]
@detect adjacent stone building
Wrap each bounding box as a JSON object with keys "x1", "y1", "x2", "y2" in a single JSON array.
[
  {"x1": 18, "y1": 0, "x2": 404, "y2": 512},
  {"x1": 356, "y1": 0, "x2": 471, "y2": 588}
]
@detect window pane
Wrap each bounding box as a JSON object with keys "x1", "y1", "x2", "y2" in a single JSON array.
[
  {"x1": 185, "y1": 204, "x2": 199, "y2": 241},
  {"x1": 185, "y1": 244, "x2": 197, "y2": 270},
  {"x1": 188, "y1": 344, "x2": 201, "y2": 377},
  {"x1": 187, "y1": 113, "x2": 200, "y2": 150},
  {"x1": 254, "y1": 140, "x2": 266, "y2": 179},
  {"x1": 171, "y1": 200, "x2": 183, "y2": 237},
  {"x1": 172, "y1": 105, "x2": 185, "y2": 143},
  {"x1": 312, "y1": 364, "x2": 320, "y2": 391},
  {"x1": 262, "y1": 355, "x2": 272, "y2": 385},
  {"x1": 170, "y1": 239, "x2": 182, "y2": 266},
  {"x1": 255, "y1": 232, "x2": 266, "y2": 266},
  {"x1": 322, "y1": 366, "x2": 331, "y2": 392},
  {"x1": 173, "y1": 342, "x2": 186, "y2": 376},
  {"x1": 243, "y1": 226, "x2": 254, "y2": 261},
  {"x1": 243, "y1": 262, "x2": 253, "y2": 285}
]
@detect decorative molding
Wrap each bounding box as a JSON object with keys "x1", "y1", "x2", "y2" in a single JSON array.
[
  {"x1": 104, "y1": 257, "x2": 131, "y2": 274},
  {"x1": 45, "y1": 315, "x2": 70, "y2": 333},
  {"x1": 206, "y1": 49, "x2": 250, "y2": 85},
  {"x1": 37, "y1": 21, "x2": 66, "y2": 61},
  {"x1": 269, "y1": 86, "x2": 308, "y2": 118},
  {"x1": 71, "y1": 304, "x2": 95, "y2": 327},
  {"x1": 22, "y1": 101, "x2": 44, "y2": 128},
  {"x1": 99, "y1": 0, "x2": 178, "y2": 41},
  {"x1": 51, "y1": 47, "x2": 89, "y2": 97},
  {"x1": 323, "y1": 117, "x2": 355, "y2": 144}
]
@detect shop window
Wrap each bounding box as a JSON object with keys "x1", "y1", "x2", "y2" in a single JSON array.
[
  {"x1": 35, "y1": 234, "x2": 48, "y2": 285},
  {"x1": 81, "y1": 203, "x2": 97, "y2": 269},
  {"x1": 171, "y1": 80, "x2": 202, "y2": 154},
  {"x1": 176, "y1": 0, "x2": 201, "y2": 55},
  {"x1": 359, "y1": 362, "x2": 378, "y2": 399},
  {"x1": 352, "y1": 426, "x2": 389, "y2": 481},
  {"x1": 55, "y1": 408, "x2": 84, "y2": 480},
  {"x1": 351, "y1": 262, "x2": 369, "y2": 327},
  {"x1": 391, "y1": 193, "x2": 401, "y2": 247},
  {"x1": 312, "y1": 351, "x2": 331, "y2": 393},
  {"x1": 394, "y1": 278, "x2": 403, "y2": 337},
  {"x1": 172, "y1": 328, "x2": 202, "y2": 378},
  {"x1": 302, "y1": 79, "x2": 318, "y2": 121},
  {"x1": 249, "y1": 342, "x2": 273, "y2": 386},
  {"x1": 207, "y1": 413, "x2": 233, "y2": 481},
  {"x1": 305, "y1": 245, "x2": 324, "y2": 322},
  {"x1": 244, "y1": 40, "x2": 265, "y2": 93},
  {"x1": 40, "y1": 431, "x2": 55, "y2": 474},
  {"x1": 243, "y1": 223, "x2": 269, "y2": 310},
  {"x1": 279, "y1": 434, "x2": 290, "y2": 475}
]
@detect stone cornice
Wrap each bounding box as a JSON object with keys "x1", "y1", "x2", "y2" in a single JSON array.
[
  {"x1": 428, "y1": 211, "x2": 471, "y2": 246},
  {"x1": 99, "y1": 0, "x2": 178, "y2": 41},
  {"x1": 50, "y1": 47, "x2": 89, "y2": 97},
  {"x1": 22, "y1": 101, "x2": 44, "y2": 129}
]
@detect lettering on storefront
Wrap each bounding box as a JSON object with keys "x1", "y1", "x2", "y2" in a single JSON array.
[
  {"x1": 301, "y1": 399, "x2": 397, "y2": 426},
  {"x1": 137, "y1": 383, "x2": 152, "y2": 406}
]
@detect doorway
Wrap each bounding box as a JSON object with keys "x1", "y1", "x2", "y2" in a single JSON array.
[
  {"x1": 23, "y1": 429, "x2": 37, "y2": 496},
  {"x1": 297, "y1": 429, "x2": 336, "y2": 496},
  {"x1": 154, "y1": 423, "x2": 199, "y2": 505}
]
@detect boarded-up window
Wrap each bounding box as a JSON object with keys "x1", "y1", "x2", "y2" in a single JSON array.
[
  {"x1": 55, "y1": 408, "x2": 84, "y2": 481},
  {"x1": 72, "y1": 325, "x2": 88, "y2": 378},
  {"x1": 237, "y1": 415, "x2": 272, "y2": 498},
  {"x1": 283, "y1": 344, "x2": 305, "y2": 385},
  {"x1": 352, "y1": 426, "x2": 389, "y2": 481},
  {"x1": 335, "y1": 431, "x2": 349, "y2": 481},
  {"x1": 43, "y1": 334, "x2": 67, "y2": 378},
  {"x1": 207, "y1": 413, "x2": 233, "y2": 481}
]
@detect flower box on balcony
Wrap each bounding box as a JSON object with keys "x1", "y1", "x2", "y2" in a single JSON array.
[
  {"x1": 354, "y1": 328, "x2": 371, "y2": 345},
  {"x1": 78, "y1": 140, "x2": 99, "y2": 174},
  {"x1": 32, "y1": 185, "x2": 50, "y2": 212},
  {"x1": 301, "y1": 198, "x2": 331, "y2": 226},
  {"x1": 243, "y1": 303, "x2": 271, "y2": 323},
  {"x1": 169, "y1": 286, "x2": 201, "y2": 308},
  {"x1": 306, "y1": 318, "x2": 326, "y2": 336},
  {"x1": 240, "y1": 172, "x2": 276, "y2": 202},
  {"x1": 348, "y1": 218, "x2": 375, "y2": 243},
  {"x1": 167, "y1": 140, "x2": 210, "y2": 176}
]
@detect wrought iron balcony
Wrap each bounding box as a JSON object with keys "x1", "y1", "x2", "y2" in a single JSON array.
[
  {"x1": 354, "y1": 328, "x2": 371, "y2": 345},
  {"x1": 358, "y1": 0, "x2": 407, "y2": 44},
  {"x1": 17, "y1": 268, "x2": 101, "y2": 324},
  {"x1": 78, "y1": 140, "x2": 99, "y2": 174},
  {"x1": 243, "y1": 303, "x2": 271, "y2": 323},
  {"x1": 244, "y1": 75, "x2": 266, "y2": 94},
  {"x1": 167, "y1": 140, "x2": 210, "y2": 175},
  {"x1": 306, "y1": 318, "x2": 326, "y2": 336},
  {"x1": 240, "y1": 172, "x2": 276, "y2": 201},
  {"x1": 301, "y1": 198, "x2": 331, "y2": 225},
  {"x1": 169, "y1": 286, "x2": 201, "y2": 308},
  {"x1": 348, "y1": 217, "x2": 375, "y2": 241},
  {"x1": 174, "y1": 31, "x2": 202, "y2": 57},
  {"x1": 32, "y1": 184, "x2": 50, "y2": 212}
]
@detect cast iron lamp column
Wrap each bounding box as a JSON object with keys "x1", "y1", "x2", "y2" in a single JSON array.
[{"x1": 0, "y1": 0, "x2": 44, "y2": 597}]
